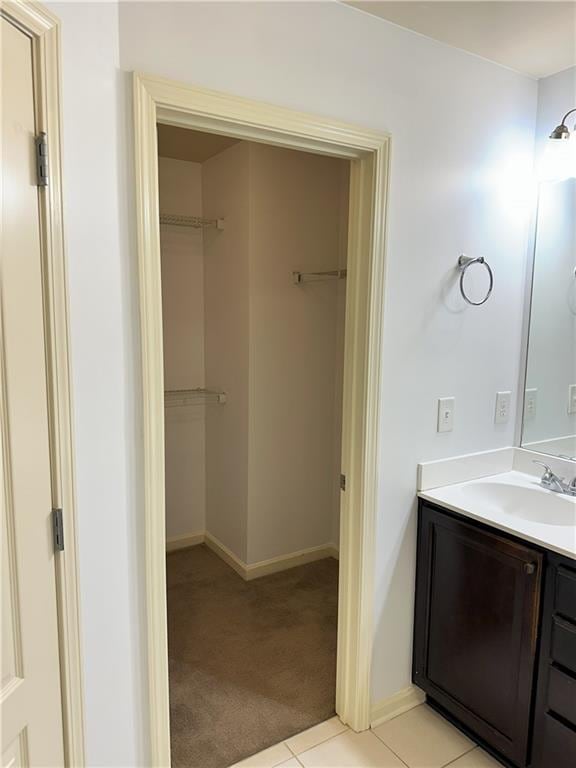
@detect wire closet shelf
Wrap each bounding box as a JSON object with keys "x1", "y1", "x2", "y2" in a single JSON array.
[{"x1": 159, "y1": 213, "x2": 225, "y2": 230}]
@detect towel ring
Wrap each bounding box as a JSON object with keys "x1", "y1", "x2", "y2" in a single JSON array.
[{"x1": 458, "y1": 255, "x2": 493, "y2": 306}]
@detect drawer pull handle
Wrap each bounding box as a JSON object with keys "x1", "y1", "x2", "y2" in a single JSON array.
[{"x1": 524, "y1": 563, "x2": 537, "y2": 575}]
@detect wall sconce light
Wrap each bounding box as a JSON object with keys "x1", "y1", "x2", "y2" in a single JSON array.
[
  {"x1": 550, "y1": 108, "x2": 576, "y2": 140},
  {"x1": 540, "y1": 107, "x2": 576, "y2": 181},
  {"x1": 550, "y1": 108, "x2": 576, "y2": 139}
]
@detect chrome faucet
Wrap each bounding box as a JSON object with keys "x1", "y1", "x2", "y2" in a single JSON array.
[{"x1": 533, "y1": 461, "x2": 576, "y2": 497}]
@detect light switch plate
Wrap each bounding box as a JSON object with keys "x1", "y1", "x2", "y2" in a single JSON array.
[
  {"x1": 569, "y1": 384, "x2": 576, "y2": 415},
  {"x1": 524, "y1": 388, "x2": 537, "y2": 420},
  {"x1": 495, "y1": 391, "x2": 512, "y2": 424},
  {"x1": 437, "y1": 397, "x2": 455, "y2": 433}
]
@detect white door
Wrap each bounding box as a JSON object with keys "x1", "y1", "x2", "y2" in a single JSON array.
[{"x1": 1, "y1": 16, "x2": 66, "y2": 767}]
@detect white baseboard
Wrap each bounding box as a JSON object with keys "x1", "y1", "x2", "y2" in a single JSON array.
[
  {"x1": 370, "y1": 685, "x2": 426, "y2": 728},
  {"x1": 204, "y1": 532, "x2": 247, "y2": 579},
  {"x1": 203, "y1": 532, "x2": 338, "y2": 580},
  {"x1": 245, "y1": 543, "x2": 338, "y2": 580},
  {"x1": 166, "y1": 532, "x2": 205, "y2": 553}
]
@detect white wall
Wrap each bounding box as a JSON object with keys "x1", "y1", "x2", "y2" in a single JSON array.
[
  {"x1": 118, "y1": 0, "x2": 536, "y2": 709},
  {"x1": 48, "y1": 2, "x2": 145, "y2": 765},
  {"x1": 159, "y1": 159, "x2": 205, "y2": 391},
  {"x1": 159, "y1": 158, "x2": 207, "y2": 539},
  {"x1": 534, "y1": 66, "x2": 576, "y2": 159},
  {"x1": 202, "y1": 141, "x2": 346, "y2": 564},
  {"x1": 51, "y1": 1, "x2": 538, "y2": 762},
  {"x1": 160, "y1": 141, "x2": 346, "y2": 562},
  {"x1": 203, "y1": 142, "x2": 252, "y2": 560},
  {"x1": 247, "y1": 143, "x2": 347, "y2": 563}
]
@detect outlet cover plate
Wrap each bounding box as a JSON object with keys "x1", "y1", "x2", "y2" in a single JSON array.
[
  {"x1": 569, "y1": 384, "x2": 576, "y2": 415},
  {"x1": 524, "y1": 388, "x2": 537, "y2": 420},
  {"x1": 495, "y1": 391, "x2": 512, "y2": 425}
]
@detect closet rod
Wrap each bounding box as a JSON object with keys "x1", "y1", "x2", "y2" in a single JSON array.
[
  {"x1": 292, "y1": 269, "x2": 347, "y2": 285},
  {"x1": 159, "y1": 213, "x2": 225, "y2": 230},
  {"x1": 164, "y1": 388, "x2": 227, "y2": 407}
]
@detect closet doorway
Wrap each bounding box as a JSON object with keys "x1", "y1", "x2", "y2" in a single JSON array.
[
  {"x1": 159, "y1": 128, "x2": 349, "y2": 766},
  {"x1": 133, "y1": 73, "x2": 389, "y2": 768}
]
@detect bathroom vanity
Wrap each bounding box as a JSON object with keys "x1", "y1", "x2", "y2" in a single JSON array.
[
  {"x1": 413, "y1": 469, "x2": 576, "y2": 768},
  {"x1": 411, "y1": 124, "x2": 576, "y2": 768}
]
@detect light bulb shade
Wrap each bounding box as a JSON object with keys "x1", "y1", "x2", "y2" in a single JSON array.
[
  {"x1": 539, "y1": 134, "x2": 576, "y2": 182},
  {"x1": 550, "y1": 123, "x2": 571, "y2": 140}
]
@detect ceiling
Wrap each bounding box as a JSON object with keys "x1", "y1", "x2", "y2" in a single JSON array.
[
  {"x1": 157, "y1": 124, "x2": 240, "y2": 162},
  {"x1": 345, "y1": 1, "x2": 576, "y2": 78}
]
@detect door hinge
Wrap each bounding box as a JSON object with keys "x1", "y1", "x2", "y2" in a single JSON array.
[
  {"x1": 52, "y1": 508, "x2": 64, "y2": 552},
  {"x1": 340, "y1": 473, "x2": 346, "y2": 491},
  {"x1": 35, "y1": 132, "x2": 49, "y2": 187}
]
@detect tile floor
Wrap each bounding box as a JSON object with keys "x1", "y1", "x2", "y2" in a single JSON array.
[{"x1": 230, "y1": 704, "x2": 504, "y2": 768}]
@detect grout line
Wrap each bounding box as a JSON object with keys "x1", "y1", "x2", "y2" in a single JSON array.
[
  {"x1": 283, "y1": 734, "x2": 300, "y2": 757},
  {"x1": 368, "y1": 730, "x2": 411, "y2": 768},
  {"x1": 441, "y1": 745, "x2": 479, "y2": 767},
  {"x1": 372, "y1": 726, "x2": 479, "y2": 768},
  {"x1": 284, "y1": 741, "x2": 296, "y2": 756},
  {"x1": 371, "y1": 703, "x2": 479, "y2": 768},
  {"x1": 283, "y1": 719, "x2": 349, "y2": 757}
]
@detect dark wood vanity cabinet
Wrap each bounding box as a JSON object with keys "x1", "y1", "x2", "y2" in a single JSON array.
[
  {"x1": 413, "y1": 500, "x2": 576, "y2": 768},
  {"x1": 413, "y1": 501, "x2": 544, "y2": 767},
  {"x1": 532, "y1": 555, "x2": 576, "y2": 768}
]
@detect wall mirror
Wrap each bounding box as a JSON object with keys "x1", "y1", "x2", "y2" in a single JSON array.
[{"x1": 522, "y1": 178, "x2": 576, "y2": 460}]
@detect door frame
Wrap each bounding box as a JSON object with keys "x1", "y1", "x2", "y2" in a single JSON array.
[
  {"x1": 133, "y1": 71, "x2": 390, "y2": 766},
  {"x1": 1, "y1": 2, "x2": 85, "y2": 765}
]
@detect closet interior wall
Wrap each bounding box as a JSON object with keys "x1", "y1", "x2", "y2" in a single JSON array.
[
  {"x1": 160, "y1": 136, "x2": 349, "y2": 568},
  {"x1": 160, "y1": 158, "x2": 206, "y2": 542}
]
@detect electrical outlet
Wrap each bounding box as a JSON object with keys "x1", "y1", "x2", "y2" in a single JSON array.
[
  {"x1": 569, "y1": 384, "x2": 576, "y2": 415},
  {"x1": 524, "y1": 388, "x2": 537, "y2": 420},
  {"x1": 437, "y1": 397, "x2": 455, "y2": 433},
  {"x1": 495, "y1": 391, "x2": 512, "y2": 424}
]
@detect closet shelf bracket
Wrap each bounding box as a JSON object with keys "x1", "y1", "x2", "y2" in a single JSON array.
[{"x1": 292, "y1": 269, "x2": 347, "y2": 285}]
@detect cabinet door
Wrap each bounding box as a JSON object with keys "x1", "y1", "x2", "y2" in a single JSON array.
[{"x1": 413, "y1": 503, "x2": 542, "y2": 767}]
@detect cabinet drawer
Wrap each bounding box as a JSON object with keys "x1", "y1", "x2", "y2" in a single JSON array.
[
  {"x1": 548, "y1": 666, "x2": 576, "y2": 727},
  {"x1": 536, "y1": 714, "x2": 576, "y2": 768},
  {"x1": 556, "y1": 567, "x2": 576, "y2": 623},
  {"x1": 552, "y1": 617, "x2": 576, "y2": 675}
]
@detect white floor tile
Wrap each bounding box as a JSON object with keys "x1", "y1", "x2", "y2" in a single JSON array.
[
  {"x1": 298, "y1": 729, "x2": 406, "y2": 767},
  {"x1": 286, "y1": 716, "x2": 348, "y2": 755},
  {"x1": 447, "y1": 748, "x2": 503, "y2": 767},
  {"x1": 373, "y1": 705, "x2": 474, "y2": 768},
  {"x1": 277, "y1": 759, "x2": 302, "y2": 768},
  {"x1": 230, "y1": 742, "x2": 293, "y2": 768}
]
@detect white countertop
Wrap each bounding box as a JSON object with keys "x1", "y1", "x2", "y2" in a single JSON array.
[{"x1": 419, "y1": 470, "x2": 576, "y2": 560}]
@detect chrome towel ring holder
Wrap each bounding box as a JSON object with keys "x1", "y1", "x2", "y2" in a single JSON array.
[{"x1": 458, "y1": 254, "x2": 494, "y2": 306}]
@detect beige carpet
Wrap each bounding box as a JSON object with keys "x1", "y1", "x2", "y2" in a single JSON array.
[{"x1": 167, "y1": 545, "x2": 338, "y2": 768}]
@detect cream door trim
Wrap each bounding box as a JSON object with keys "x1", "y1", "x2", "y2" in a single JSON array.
[
  {"x1": 133, "y1": 71, "x2": 390, "y2": 766},
  {"x1": 1, "y1": 2, "x2": 85, "y2": 765}
]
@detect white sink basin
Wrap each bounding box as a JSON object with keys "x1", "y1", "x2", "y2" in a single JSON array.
[
  {"x1": 463, "y1": 479, "x2": 576, "y2": 527},
  {"x1": 419, "y1": 471, "x2": 576, "y2": 559}
]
